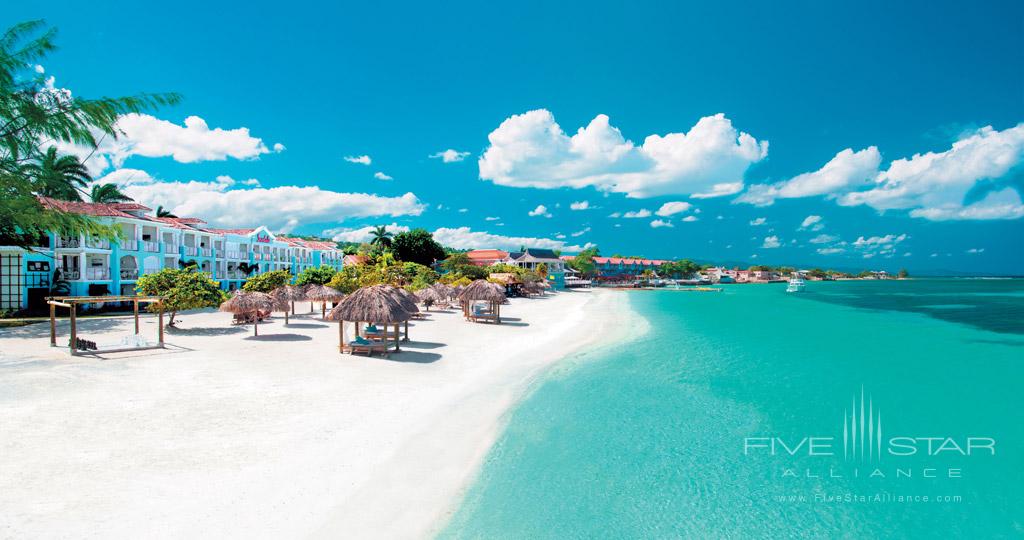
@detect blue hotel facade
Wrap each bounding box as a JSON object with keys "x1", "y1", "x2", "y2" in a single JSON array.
[{"x1": 0, "y1": 199, "x2": 343, "y2": 313}]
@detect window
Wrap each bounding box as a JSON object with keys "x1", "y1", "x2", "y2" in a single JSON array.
[{"x1": 0, "y1": 253, "x2": 23, "y2": 310}]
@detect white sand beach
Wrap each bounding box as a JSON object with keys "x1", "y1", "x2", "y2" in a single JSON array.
[{"x1": 0, "y1": 289, "x2": 630, "y2": 539}]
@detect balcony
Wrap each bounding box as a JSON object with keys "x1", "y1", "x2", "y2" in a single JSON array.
[
  {"x1": 60, "y1": 269, "x2": 81, "y2": 280},
  {"x1": 85, "y1": 268, "x2": 110, "y2": 280},
  {"x1": 120, "y1": 269, "x2": 139, "y2": 280},
  {"x1": 253, "y1": 253, "x2": 262, "y2": 261},
  {"x1": 183, "y1": 246, "x2": 199, "y2": 256},
  {"x1": 120, "y1": 239, "x2": 138, "y2": 251},
  {"x1": 143, "y1": 241, "x2": 160, "y2": 252},
  {"x1": 201, "y1": 248, "x2": 213, "y2": 257},
  {"x1": 56, "y1": 237, "x2": 80, "y2": 249},
  {"x1": 86, "y1": 238, "x2": 111, "y2": 249}
]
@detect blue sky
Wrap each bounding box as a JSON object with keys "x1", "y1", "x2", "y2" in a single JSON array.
[{"x1": 8, "y1": 0, "x2": 1024, "y2": 274}]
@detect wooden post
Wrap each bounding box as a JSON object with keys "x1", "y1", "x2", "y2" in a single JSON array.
[
  {"x1": 393, "y1": 323, "x2": 400, "y2": 352},
  {"x1": 284, "y1": 310, "x2": 289, "y2": 325},
  {"x1": 49, "y1": 303, "x2": 56, "y2": 347},
  {"x1": 133, "y1": 300, "x2": 140, "y2": 334},
  {"x1": 254, "y1": 313, "x2": 259, "y2": 336},
  {"x1": 322, "y1": 302, "x2": 326, "y2": 320},
  {"x1": 69, "y1": 304, "x2": 77, "y2": 355},
  {"x1": 404, "y1": 320, "x2": 409, "y2": 342},
  {"x1": 338, "y1": 320, "x2": 344, "y2": 353},
  {"x1": 158, "y1": 303, "x2": 164, "y2": 346}
]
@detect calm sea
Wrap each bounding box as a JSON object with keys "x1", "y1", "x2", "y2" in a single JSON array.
[{"x1": 440, "y1": 279, "x2": 1024, "y2": 538}]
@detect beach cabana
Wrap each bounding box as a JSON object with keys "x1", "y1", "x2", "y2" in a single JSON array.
[
  {"x1": 458, "y1": 279, "x2": 506, "y2": 323},
  {"x1": 282, "y1": 285, "x2": 305, "y2": 315},
  {"x1": 220, "y1": 291, "x2": 275, "y2": 336},
  {"x1": 415, "y1": 287, "x2": 442, "y2": 310},
  {"x1": 305, "y1": 284, "x2": 345, "y2": 319},
  {"x1": 328, "y1": 285, "x2": 412, "y2": 356},
  {"x1": 377, "y1": 285, "x2": 420, "y2": 341},
  {"x1": 430, "y1": 283, "x2": 455, "y2": 307}
]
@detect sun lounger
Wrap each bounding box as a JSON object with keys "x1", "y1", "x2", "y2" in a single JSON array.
[{"x1": 345, "y1": 338, "x2": 389, "y2": 357}]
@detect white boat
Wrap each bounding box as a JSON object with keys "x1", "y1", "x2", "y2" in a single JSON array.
[{"x1": 786, "y1": 278, "x2": 806, "y2": 293}]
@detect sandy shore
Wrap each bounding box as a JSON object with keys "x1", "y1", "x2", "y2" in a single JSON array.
[{"x1": 0, "y1": 288, "x2": 630, "y2": 539}]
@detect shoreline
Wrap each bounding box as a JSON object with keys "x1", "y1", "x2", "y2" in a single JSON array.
[{"x1": 0, "y1": 288, "x2": 640, "y2": 539}]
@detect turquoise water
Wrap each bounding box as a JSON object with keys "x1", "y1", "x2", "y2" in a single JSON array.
[{"x1": 440, "y1": 280, "x2": 1024, "y2": 538}]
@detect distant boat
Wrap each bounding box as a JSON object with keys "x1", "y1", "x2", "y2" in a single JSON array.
[{"x1": 786, "y1": 278, "x2": 806, "y2": 293}]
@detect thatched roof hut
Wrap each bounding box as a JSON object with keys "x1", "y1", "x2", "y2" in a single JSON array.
[
  {"x1": 328, "y1": 285, "x2": 413, "y2": 353},
  {"x1": 220, "y1": 291, "x2": 275, "y2": 336},
  {"x1": 458, "y1": 279, "x2": 506, "y2": 323},
  {"x1": 305, "y1": 284, "x2": 345, "y2": 319},
  {"x1": 415, "y1": 287, "x2": 442, "y2": 309},
  {"x1": 431, "y1": 283, "x2": 455, "y2": 300}
]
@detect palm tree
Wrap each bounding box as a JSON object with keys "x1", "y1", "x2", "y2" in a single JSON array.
[
  {"x1": 369, "y1": 225, "x2": 393, "y2": 248},
  {"x1": 90, "y1": 183, "x2": 132, "y2": 204},
  {"x1": 28, "y1": 146, "x2": 90, "y2": 201},
  {"x1": 156, "y1": 205, "x2": 177, "y2": 218}
]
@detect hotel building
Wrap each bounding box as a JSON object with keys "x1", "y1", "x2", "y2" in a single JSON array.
[{"x1": 0, "y1": 198, "x2": 344, "y2": 313}]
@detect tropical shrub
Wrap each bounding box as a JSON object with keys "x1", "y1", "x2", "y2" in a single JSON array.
[
  {"x1": 135, "y1": 268, "x2": 225, "y2": 327},
  {"x1": 242, "y1": 270, "x2": 292, "y2": 293},
  {"x1": 295, "y1": 265, "x2": 337, "y2": 286}
]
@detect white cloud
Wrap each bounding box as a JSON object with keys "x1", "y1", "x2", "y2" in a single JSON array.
[
  {"x1": 344, "y1": 155, "x2": 372, "y2": 165},
  {"x1": 458, "y1": 208, "x2": 469, "y2": 213},
  {"x1": 655, "y1": 201, "x2": 692, "y2": 217},
  {"x1": 681, "y1": 215, "x2": 699, "y2": 222},
  {"x1": 851, "y1": 233, "x2": 908, "y2": 258},
  {"x1": 762, "y1": 236, "x2": 781, "y2": 248},
  {"x1": 621, "y1": 209, "x2": 652, "y2": 218},
  {"x1": 528, "y1": 204, "x2": 552, "y2": 217},
  {"x1": 738, "y1": 147, "x2": 881, "y2": 206},
  {"x1": 570, "y1": 227, "x2": 591, "y2": 237},
  {"x1": 485, "y1": 216, "x2": 501, "y2": 221},
  {"x1": 322, "y1": 223, "x2": 411, "y2": 243},
  {"x1": 97, "y1": 168, "x2": 425, "y2": 233},
  {"x1": 650, "y1": 219, "x2": 674, "y2": 228},
  {"x1": 966, "y1": 248, "x2": 985, "y2": 254},
  {"x1": 429, "y1": 149, "x2": 471, "y2": 163},
  {"x1": 749, "y1": 217, "x2": 767, "y2": 226},
  {"x1": 817, "y1": 247, "x2": 845, "y2": 255},
  {"x1": 800, "y1": 215, "x2": 824, "y2": 231},
  {"x1": 374, "y1": 172, "x2": 393, "y2": 181},
  {"x1": 478, "y1": 109, "x2": 768, "y2": 198},
  {"x1": 555, "y1": 233, "x2": 566, "y2": 239},
  {"x1": 34, "y1": 64, "x2": 45, "y2": 74},
  {"x1": 839, "y1": 125, "x2": 1024, "y2": 220},
  {"x1": 108, "y1": 113, "x2": 272, "y2": 165},
  {"x1": 809, "y1": 234, "x2": 838, "y2": 244},
  {"x1": 432, "y1": 227, "x2": 594, "y2": 252},
  {"x1": 273, "y1": 142, "x2": 286, "y2": 152},
  {"x1": 570, "y1": 200, "x2": 590, "y2": 210}
]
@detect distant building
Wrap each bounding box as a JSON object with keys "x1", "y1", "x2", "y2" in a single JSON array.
[
  {"x1": 465, "y1": 249, "x2": 510, "y2": 266},
  {"x1": 507, "y1": 249, "x2": 566, "y2": 288}
]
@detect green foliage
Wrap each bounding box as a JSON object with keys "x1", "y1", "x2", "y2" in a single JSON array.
[
  {"x1": 392, "y1": 228, "x2": 446, "y2": 266},
  {"x1": 242, "y1": 269, "x2": 292, "y2": 293},
  {"x1": 807, "y1": 268, "x2": 828, "y2": 279},
  {"x1": 155, "y1": 205, "x2": 176, "y2": 218},
  {"x1": 90, "y1": 183, "x2": 132, "y2": 203},
  {"x1": 369, "y1": 225, "x2": 393, "y2": 248},
  {"x1": 0, "y1": 20, "x2": 180, "y2": 250},
  {"x1": 135, "y1": 268, "x2": 225, "y2": 326},
  {"x1": 295, "y1": 265, "x2": 337, "y2": 286},
  {"x1": 441, "y1": 252, "x2": 470, "y2": 272},
  {"x1": 567, "y1": 247, "x2": 599, "y2": 277},
  {"x1": 898, "y1": 268, "x2": 909, "y2": 279}
]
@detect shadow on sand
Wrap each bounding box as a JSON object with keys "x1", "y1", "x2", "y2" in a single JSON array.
[
  {"x1": 381, "y1": 350, "x2": 442, "y2": 363},
  {"x1": 166, "y1": 326, "x2": 247, "y2": 336},
  {"x1": 283, "y1": 322, "x2": 329, "y2": 329},
  {"x1": 401, "y1": 340, "x2": 446, "y2": 350},
  {"x1": 244, "y1": 333, "x2": 313, "y2": 342}
]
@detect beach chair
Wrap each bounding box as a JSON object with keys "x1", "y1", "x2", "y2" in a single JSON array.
[{"x1": 346, "y1": 337, "x2": 389, "y2": 358}]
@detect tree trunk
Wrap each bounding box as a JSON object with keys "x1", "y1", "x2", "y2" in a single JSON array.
[{"x1": 167, "y1": 310, "x2": 178, "y2": 328}]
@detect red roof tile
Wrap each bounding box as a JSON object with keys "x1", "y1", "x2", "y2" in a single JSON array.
[{"x1": 38, "y1": 197, "x2": 135, "y2": 218}]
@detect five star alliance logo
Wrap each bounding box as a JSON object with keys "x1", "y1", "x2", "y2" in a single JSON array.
[{"x1": 844, "y1": 386, "x2": 882, "y2": 462}]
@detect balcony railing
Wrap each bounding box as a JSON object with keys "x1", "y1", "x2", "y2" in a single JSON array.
[
  {"x1": 60, "y1": 269, "x2": 80, "y2": 280},
  {"x1": 86, "y1": 268, "x2": 109, "y2": 280},
  {"x1": 86, "y1": 238, "x2": 110, "y2": 249},
  {"x1": 143, "y1": 241, "x2": 160, "y2": 252},
  {"x1": 200, "y1": 248, "x2": 213, "y2": 257},
  {"x1": 183, "y1": 246, "x2": 199, "y2": 256},
  {"x1": 120, "y1": 239, "x2": 138, "y2": 251},
  {"x1": 225, "y1": 251, "x2": 243, "y2": 259},
  {"x1": 253, "y1": 253, "x2": 262, "y2": 260},
  {"x1": 56, "y1": 237, "x2": 80, "y2": 248},
  {"x1": 120, "y1": 269, "x2": 139, "y2": 280}
]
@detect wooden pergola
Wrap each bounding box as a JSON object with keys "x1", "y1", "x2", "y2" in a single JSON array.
[{"x1": 46, "y1": 295, "x2": 166, "y2": 356}]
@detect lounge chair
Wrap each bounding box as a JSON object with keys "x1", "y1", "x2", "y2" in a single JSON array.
[{"x1": 346, "y1": 336, "x2": 389, "y2": 357}]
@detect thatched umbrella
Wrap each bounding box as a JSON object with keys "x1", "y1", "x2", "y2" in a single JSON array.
[
  {"x1": 431, "y1": 283, "x2": 455, "y2": 303},
  {"x1": 415, "y1": 287, "x2": 441, "y2": 310},
  {"x1": 281, "y1": 284, "x2": 305, "y2": 315},
  {"x1": 269, "y1": 287, "x2": 294, "y2": 324},
  {"x1": 377, "y1": 285, "x2": 419, "y2": 341},
  {"x1": 305, "y1": 284, "x2": 345, "y2": 319},
  {"x1": 458, "y1": 279, "x2": 507, "y2": 323},
  {"x1": 220, "y1": 291, "x2": 275, "y2": 336},
  {"x1": 327, "y1": 285, "x2": 412, "y2": 354}
]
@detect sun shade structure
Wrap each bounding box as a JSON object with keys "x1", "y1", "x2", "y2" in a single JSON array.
[
  {"x1": 305, "y1": 284, "x2": 345, "y2": 319},
  {"x1": 377, "y1": 285, "x2": 419, "y2": 340},
  {"x1": 431, "y1": 283, "x2": 455, "y2": 303},
  {"x1": 415, "y1": 287, "x2": 442, "y2": 310},
  {"x1": 270, "y1": 287, "x2": 295, "y2": 324},
  {"x1": 47, "y1": 295, "x2": 165, "y2": 356},
  {"x1": 328, "y1": 285, "x2": 413, "y2": 355},
  {"x1": 220, "y1": 290, "x2": 275, "y2": 336},
  {"x1": 280, "y1": 285, "x2": 305, "y2": 315},
  {"x1": 458, "y1": 279, "x2": 506, "y2": 323}
]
